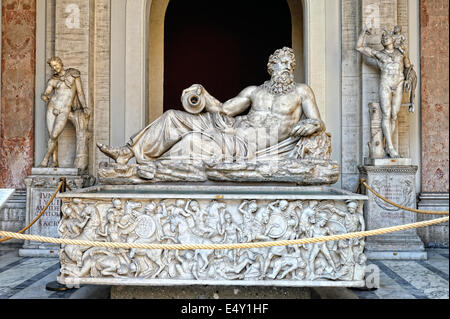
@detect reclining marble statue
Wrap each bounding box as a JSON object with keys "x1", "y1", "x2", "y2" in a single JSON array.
[
  {"x1": 356, "y1": 26, "x2": 417, "y2": 159},
  {"x1": 97, "y1": 47, "x2": 338, "y2": 184}
]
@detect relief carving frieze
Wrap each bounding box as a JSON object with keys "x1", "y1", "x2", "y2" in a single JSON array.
[{"x1": 58, "y1": 198, "x2": 366, "y2": 284}]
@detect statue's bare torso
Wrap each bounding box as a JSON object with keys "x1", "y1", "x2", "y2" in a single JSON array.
[
  {"x1": 375, "y1": 49, "x2": 405, "y2": 89},
  {"x1": 218, "y1": 83, "x2": 321, "y2": 150},
  {"x1": 48, "y1": 75, "x2": 77, "y2": 113}
]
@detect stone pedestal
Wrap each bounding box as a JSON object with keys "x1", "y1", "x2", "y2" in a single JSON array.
[
  {"x1": 19, "y1": 168, "x2": 94, "y2": 257},
  {"x1": 417, "y1": 193, "x2": 449, "y2": 248},
  {"x1": 359, "y1": 164, "x2": 427, "y2": 260}
]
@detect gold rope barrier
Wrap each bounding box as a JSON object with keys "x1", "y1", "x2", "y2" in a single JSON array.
[
  {"x1": 1, "y1": 178, "x2": 448, "y2": 249},
  {"x1": 0, "y1": 216, "x2": 448, "y2": 250},
  {"x1": 0, "y1": 180, "x2": 64, "y2": 243},
  {"x1": 361, "y1": 179, "x2": 449, "y2": 216}
]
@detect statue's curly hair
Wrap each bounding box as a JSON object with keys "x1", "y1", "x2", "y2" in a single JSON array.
[
  {"x1": 381, "y1": 31, "x2": 394, "y2": 46},
  {"x1": 267, "y1": 47, "x2": 296, "y2": 75},
  {"x1": 47, "y1": 56, "x2": 63, "y2": 66}
]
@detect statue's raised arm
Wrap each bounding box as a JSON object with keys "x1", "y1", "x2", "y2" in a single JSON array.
[{"x1": 356, "y1": 26, "x2": 379, "y2": 59}]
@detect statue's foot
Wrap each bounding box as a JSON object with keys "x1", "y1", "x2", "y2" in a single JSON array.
[
  {"x1": 39, "y1": 159, "x2": 49, "y2": 167},
  {"x1": 97, "y1": 142, "x2": 133, "y2": 164},
  {"x1": 50, "y1": 162, "x2": 59, "y2": 168},
  {"x1": 386, "y1": 147, "x2": 401, "y2": 158}
]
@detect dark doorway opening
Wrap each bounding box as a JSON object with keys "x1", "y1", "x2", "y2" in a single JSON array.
[{"x1": 164, "y1": 0, "x2": 292, "y2": 111}]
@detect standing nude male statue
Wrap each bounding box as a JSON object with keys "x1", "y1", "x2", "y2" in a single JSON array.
[
  {"x1": 356, "y1": 27, "x2": 414, "y2": 158},
  {"x1": 40, "y1": 57, "x2": 91, "y2": 170},
  {"x1": 97, "y1": 47, "x2": 325, "y2": 165}
]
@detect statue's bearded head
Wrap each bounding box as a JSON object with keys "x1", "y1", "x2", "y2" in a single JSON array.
[{"x1": 265, "y1": 47, "x2": 296, "y2": 95}]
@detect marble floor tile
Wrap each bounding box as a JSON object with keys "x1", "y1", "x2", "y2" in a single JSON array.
[
  {"x1": 0, "y1": 258, "x2": 58, "y2": 288},
  {"x1": 425, "y1": 250, "x2": 449, "y2": 276},
  {"x1": 382, "y1": 260, "x2": 449, "y2": 299},
  {"x1": 372, "y1": 271, "x2": 417, "y2": 299},
  {"x1": 10, "y1": 268, "x2": 61, "y2": 299},
  {"x1": 0, "y1": 251, "x2": 22, "y2": 269}
]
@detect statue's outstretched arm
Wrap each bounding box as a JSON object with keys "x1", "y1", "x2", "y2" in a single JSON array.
[
  {"x1": 202, "y1": 87, "x2": 223, "y2": 113},
  {"x1": 222, "y1": 86, "x2": 258, "y2": 117},
  {"x1": 41, "y1": 81, "x2": 54, "y2": 102}
]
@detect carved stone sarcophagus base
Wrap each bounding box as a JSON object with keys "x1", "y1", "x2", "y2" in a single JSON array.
[{"x1": 57, "y1": 184, "x2": 367, "y2": 287}]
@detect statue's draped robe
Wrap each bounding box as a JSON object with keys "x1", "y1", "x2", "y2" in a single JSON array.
[{"x1": 127, "y1": 110, "x2": 298, "y2": 164}]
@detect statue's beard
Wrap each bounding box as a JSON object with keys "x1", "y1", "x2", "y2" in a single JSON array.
[{"x1": 264, "y1": 70, "x2": 295, "y2": 95}]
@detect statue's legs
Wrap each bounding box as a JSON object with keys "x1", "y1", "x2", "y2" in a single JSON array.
[
  {"x1": 98, "y1": 110, "x2": 218, "y2": 164},
  {"x1": 308, "y1": 245, "x2": 320, "y2": 276},
  {"x1": 41, "y1": 106, "x2": 58, "y2": 167},
  {"x1": 320, "y1": 245, "x2": 336, "y2": 271},
  {"x1": 391, "y1": 82, "x2": 404, "y2": 135},
  {"x1": 130, "y1": 110, "x2": 212, "y2": 161},
  {"x1": 52, "y1": 143, "x2": 59, "y2": 167},
  {"x1": 379, "y1": 83, "x2": 400, "y2": 158},
  {"x1": 40, "y1": 112, "x2": 69, "y2": 167}
]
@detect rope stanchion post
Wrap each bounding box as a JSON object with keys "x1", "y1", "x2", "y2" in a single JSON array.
[
  {"x1": 60, "y1": 177, "x2": 72, "y2": 192},
  {"x1": 60, "y1": 177, "x2": 67, "y2": 193},
  {"x1": 46, "y1": 177, "x2": 73, "y2": 292}
]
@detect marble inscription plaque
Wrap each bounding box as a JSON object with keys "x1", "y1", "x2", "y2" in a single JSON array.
[{"x1": 29, "y1": 189, "x2": 62, "y2": 238}]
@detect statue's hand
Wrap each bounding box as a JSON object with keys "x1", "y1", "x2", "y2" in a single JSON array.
[
  {"x1": 84, "y1": 107, "x2": 92, "y2": 117},
  {"x1": 405, "y1": 82, "x2": 411, "y2": 92},
  {"x1": 41, "y1": 94, "x2": 50, "y2": 102},
  {"x1": 182, "y1": 84, "x2": 204, "y2": 97},
  {"x1": 290, "y1": 119, "x2": 322, "y2": 137},
  {"x1": 408, "y1": 105, "x2": 415, "y2": 113},
  {"x1": 362, "y1": 25, "x2": 372, "y2": 36}
]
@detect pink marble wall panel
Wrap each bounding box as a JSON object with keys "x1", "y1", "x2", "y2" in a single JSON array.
[
  {"x1": 0, "y1": 0, "x2": 36, "y2": 189},
  {"x1": 420, "y1": 0, "x2": 449, "y2": 193}
]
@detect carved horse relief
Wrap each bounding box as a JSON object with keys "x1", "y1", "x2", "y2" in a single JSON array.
[{"x1": 169, "y1": 213, "x2": 215, "y2": 271}]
